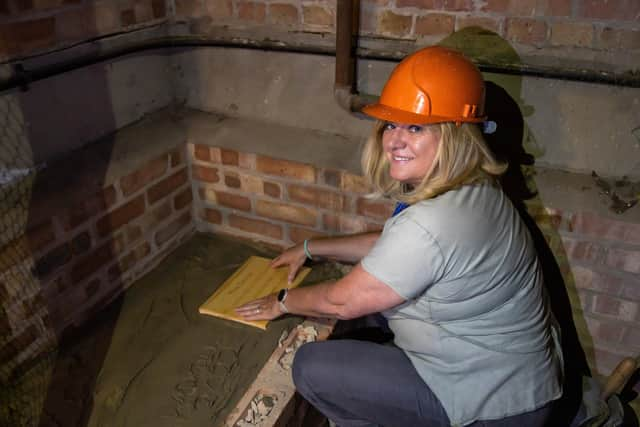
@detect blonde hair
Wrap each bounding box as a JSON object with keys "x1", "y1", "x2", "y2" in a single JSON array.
[{"x1": 361, "y1": 121, "x2": 507, "y2": 204}]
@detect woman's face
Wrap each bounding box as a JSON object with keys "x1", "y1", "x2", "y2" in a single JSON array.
[{"x1": 381, "y1": 122, "x2": 441, "y2": 185}]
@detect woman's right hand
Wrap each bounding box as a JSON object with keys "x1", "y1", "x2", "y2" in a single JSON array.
[{"x1": 270, "y1": 244, "x2": 307, "y2": 284}]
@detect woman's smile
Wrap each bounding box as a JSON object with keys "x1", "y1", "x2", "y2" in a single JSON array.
[{"x1": 382, "y1": 122, "x2": 441, "y2": 185}]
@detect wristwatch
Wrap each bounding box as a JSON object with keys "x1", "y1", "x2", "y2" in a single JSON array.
[{"x1": 277, "y1": 288, "x2": 289, "y2": 313}]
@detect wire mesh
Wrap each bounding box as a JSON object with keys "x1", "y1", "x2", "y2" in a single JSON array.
[{"x1": 0, "y1": 94, "x2": 57, "y2": 427}]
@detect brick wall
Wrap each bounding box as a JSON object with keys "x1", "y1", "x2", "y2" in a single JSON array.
[
  {"x1": 188, "y1": 142, "x2": 390, "y2": 249},
  {"x1": 188, "y1": 141, "x2": 640, "y2": 378},
  {"x1": 1, "y1": 144, "x2": 194, "y2": 384},
  {"x1": 0, "y1": 0, "x2": 168, "y2": 60},
  {"x1": 2, "y1": 0, "x2": 638, "y2": 70},
  {"x1": 532, "y1": 205, "x2": 640, "y2": 376}
]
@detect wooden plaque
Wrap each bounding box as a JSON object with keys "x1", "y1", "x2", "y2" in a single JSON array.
[{"x1": 198, "y1": 256, "x2": 311, "y2": 330}]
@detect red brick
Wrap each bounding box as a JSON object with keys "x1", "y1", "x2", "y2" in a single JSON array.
[
  {"x1": 256, "y1": 200, "x2": 318, "y2": 226},
  {"x1": 117, "y1": 241, "x2": 151, "y2": 273},
  {"x1": 397, "y1": 0, "x2": 439, "y2": 7},
  {"x1": 96, "y1": 195, "x2": 146, "y2": 237},
  {"x1": 34, "y1": 243, "x2": 71, "y2": 278},
  {"x1": 238, "y1": 1, "x2": 265, "y2": 22},
  {"x1": 378, "y1": 10, "x2": 412, "y2": 36},
  {"x1": 238, "y1": 152, "x2": 255, "y2": 169},
  {"x1": 415, "y1": 13, "x2": 455, "y2": 36},
  {"x1": 151, "y1": 0, "x2": 166, "y2": 18},
  {"x1": 341, "y1": 173, "x2": 370, "y2": 194},
  {"x1": 194, "y1": 144, "x2": 211, "y2": 161},
  {"x1": 599, "y1": 27, "x2": 640, "y2": 50},
  {"x1": 544, "y1": 0, "x2": 571, "y2": 16},
  {"x1": 579, "y1": 0, "x2": 640, "y2": 21},
  {"x1": 256, "y1": 156, "x2": 316, "y2": 182},
  {"x1": 592, "y1": 294, "x2": 638, "y2": 322},
  {"x1": 303, "y1": 5, "x2": 334, "y2": 27},
  {"x1": 224, "y1": 173, "x2": 241, "y2": 189},
  {"x1": 175, "y1": 0, "x2": 201, "y2": 18},
  {"x1": 356, "y1": 197, "x2": 395, "y2": 220},
  {"x1": 214, "y1": 191, "x2": 251, "y2": 211},
  {"x1": 235, "y1": 172, "x2": 264, "y2": 194},
  {"x1": 147, "y1": 168, "x2": 188, "y2": 204},
  {"x1": 288, "y1": 184, "x2": 346, "y2": 211},
  {"x1": 289, "y1": 226, "x2": 327, "y2": 244},
  {"x1": 398, "y1": 0, "x2": 472, "y2": 10},
  {"x1": 570, "y1": 212, "x2": 640, "y2": 246},
  {"x1": 584, "y1": 316, "x2": 626, "y2": 344},
  {"x1": 155, "y1": 211, "x2": 191, "y2": 246},
  {"x1": 120, "y1": 156, "x2": 168, "y2": 197},
  {"x1": 550, "y1": 22, "x2": 593, "y2": 47},
  {"x1": 71, "y1": 241, "x2": 115, "y2": 282},
  {"x1": 456, "y1": 16, "x2": 501, "y2": 33},
  {"x1": 570, "y1": 264, "x2": 624, "y2": 295},
  {"x1": 622, "y1": 277, "x2": 640, "y2": 302},
  {"x1": 0, "y1": 324, "x2": 37, "y2": 365},
  {"x1": 560, "y1": 237, "x2": 606, "y2": 264},
  {"x1": 605, "y1": 248, "x2": 640, "y2": 274},
  {"x1": 221, "y1": 149, "x2": 239, "y2": 166},
  {"x1": 64, "y1": 186, "x2": 118, "y2": 231},
  {"x1": 174, "y1": 187, "x2": 193, "y2": 210},
  {"x1": 322, "y1": 169, "x2": 341, "y2": 188},
  {"x1": 263, "y1": 181, "x2": 281, "y2": 198},
  {"x1": 506, "y1": 18, "x2": 547, "y2": 45},
  {"x1": 228, "y1": 214, "x2": 283, "y2": 239},
  {"x1": 202, "y1": 207, "x2": 222, "y2": 224},
  {"x1": 323, "y1": 213, "x2": 369, "y2": 234},
  {"x1": 93, "y1": 1, "x2": 121, "y2": 34},
  {"x1": 192, "y1": 165, "x2": 219, "y2": 183},
  {"x1": 206, "y1": 0, "x2": 232, "y2": 19},
  {"x1": 481, "y1": 0, "x2": 537, "y2": 15},
  {"x1": 0, "y1": 17, "x2": 55, "y2": 55},
  {"x1": 269, "y1": 3, "x2": 298, "y2": 25}
]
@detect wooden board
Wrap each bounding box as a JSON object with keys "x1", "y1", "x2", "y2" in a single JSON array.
[{"x1": 198, "y1": 256, "x2": 311, "y2": 330}]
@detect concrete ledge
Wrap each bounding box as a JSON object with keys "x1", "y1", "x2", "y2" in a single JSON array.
[{"x1": 23, "y1": 106, "x2": 639, "y2": 233}]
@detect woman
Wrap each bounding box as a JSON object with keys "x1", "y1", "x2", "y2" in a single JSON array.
[{"x1": 236, "y1": 46, "x2": 563, "y2": 427}]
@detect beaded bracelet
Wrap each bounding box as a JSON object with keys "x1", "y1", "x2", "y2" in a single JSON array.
[{"x1": 303, "y1": 239, "x2": 313, "y2": 260}]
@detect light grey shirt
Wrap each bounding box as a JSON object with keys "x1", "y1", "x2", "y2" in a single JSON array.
[{"x1": 361, "y1": 182, "x2": 562, "y2": 426}]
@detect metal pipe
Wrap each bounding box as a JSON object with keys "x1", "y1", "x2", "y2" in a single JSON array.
[
  {"x1": 2, "y1": 35, "x2": 640, "y2": 93},
  {"x1": 333, "y1": 0, "x2": 378, "y2": 115}
]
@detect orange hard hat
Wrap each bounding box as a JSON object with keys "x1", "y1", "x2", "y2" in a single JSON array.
[{"x1": 363, "y1": 46, "x2": 486, "y2": 125}]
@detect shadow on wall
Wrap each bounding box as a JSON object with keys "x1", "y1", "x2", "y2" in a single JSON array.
[
  {"x1": 441, "y1": 27, "x2": 591, "y2": 425},
  {"x1": 0, "y1": 8, "x2": 126, "y2": 426}
]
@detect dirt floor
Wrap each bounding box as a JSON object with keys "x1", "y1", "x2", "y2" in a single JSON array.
[{"x1": 33, "y1": 233, "x2": 343, "y2": 427}]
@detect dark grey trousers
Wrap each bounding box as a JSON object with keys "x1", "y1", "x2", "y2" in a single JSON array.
[{"x1": 292, "y1": 339, "x2": 553, "y2": 427}]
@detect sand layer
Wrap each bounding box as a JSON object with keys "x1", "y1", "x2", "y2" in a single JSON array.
[{"x1": 37, "y1": 233, "x2": 343, "y2": 427}]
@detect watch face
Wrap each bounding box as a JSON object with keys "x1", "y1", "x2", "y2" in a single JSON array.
[{"x1": 278, "y1": 289, "x2": 286, "y2": 301}]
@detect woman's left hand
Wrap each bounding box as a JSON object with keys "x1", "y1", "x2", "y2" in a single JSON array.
[{"x1": 235, "y1": 293, "x2": 283, "y2": 321}]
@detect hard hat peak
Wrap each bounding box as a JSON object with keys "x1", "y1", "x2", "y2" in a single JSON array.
[{"x1": 363, "y1": 46, "x2": 486, "y2": 125}]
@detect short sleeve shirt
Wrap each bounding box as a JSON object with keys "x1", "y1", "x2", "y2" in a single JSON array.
[{"x1": 361, "y1": 182, "x2": 562, "y2": 426}]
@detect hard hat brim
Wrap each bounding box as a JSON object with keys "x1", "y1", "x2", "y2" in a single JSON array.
[{"x1": 363, "y1": 103, "x2": 486, "y2": 125}]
